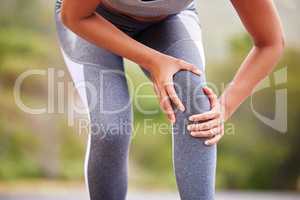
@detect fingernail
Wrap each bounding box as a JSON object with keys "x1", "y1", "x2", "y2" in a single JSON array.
[
  {"x1": 191, "y1": 132, "x2": 195, "y2": 136},
  {"x1": 204, "y1": 141, "x2": 209, "y2": 146},
  {"x1": 189, "y1": 116, "x2": 193, "y2": 121},
  {"x1": 171, "y1": 117, "x2": 176, "y2": 124},
  {"x1": 187, "y1": 125, "x2": 191, "y2": 131},
  {"x1": 180, "y1": 106, "x2": 185, "y2": 112}
]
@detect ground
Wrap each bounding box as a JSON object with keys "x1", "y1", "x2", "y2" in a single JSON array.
[{"x1": 1, "y1": 190, "x2": 299, "y2": 200}]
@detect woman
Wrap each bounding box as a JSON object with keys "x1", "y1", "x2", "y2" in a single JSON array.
[{"x1": 55, "y1": 0, "x2": 284, "y2": 199}]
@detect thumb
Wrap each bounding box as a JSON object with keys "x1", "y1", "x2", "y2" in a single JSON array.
[{"x1": 180, "y1": 60, "x2": 202, "y2": 76}]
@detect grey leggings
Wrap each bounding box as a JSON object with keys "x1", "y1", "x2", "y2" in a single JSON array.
[{"x1": 55, "y1": 2, "x2": 216, "y2": 200}]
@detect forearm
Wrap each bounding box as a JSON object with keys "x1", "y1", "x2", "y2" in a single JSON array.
[
  {"x1": 220, "y1": 43, "x2": 284, "y2": 121},
  {"x1": 62, "y1": 12, "x2": 161, "y2": 69}
]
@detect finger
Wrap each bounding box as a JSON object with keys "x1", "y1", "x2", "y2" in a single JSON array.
[
  {"x1": 190, "y1": 126, "x2": 222, "y2": 138},
  {"x1": 159, "y1": 89, "x2": 176, "y2": 123},
  {"x1": 153, "y1": 82, "x2": 161, "y2": 99},
  {"x1": 178, "y1": 60, "x2": 202, "y2": 76},
  {"x1": 159, "y1": 99, "x2": 175, "y2": 123},
  {"x1": 191, "y1": 126, "x2": 223, "y2": 138},
  {"x1": 187, "y1": 119, "x2": 220, "y2": 131},
  {"x1": 189, "y1": 111, "x2": 220, "y2": 122},
  {"x1": 165, "y1": 84, "x2": 185, "y2": 112},
  {"x1": 202, "y1": 86, "x2": 218, "y2": 108},
  {"x1": 204, "y1": 130, "x2": 224, "y2": 146}
]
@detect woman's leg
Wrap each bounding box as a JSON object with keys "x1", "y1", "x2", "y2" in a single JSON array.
[
  {"x1": 135, "y1": 5, "x2": 216, "y2": 200},
  {"x1": 55, "y1": 12, "x2": 132, "y2": 200},
  {"x1": 82, "y1": 62, "x2": 132, "y2": 200}
]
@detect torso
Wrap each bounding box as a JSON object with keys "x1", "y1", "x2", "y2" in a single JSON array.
[
  {"x1": 56, "y1": 0, "x2": 194, "y2": 22},
  {"x1": 100, "y1": 0, "x2": 194, "y2": 21},
  {"x1": 100, "y1": 1, "x2": 168, "y2": 22}
]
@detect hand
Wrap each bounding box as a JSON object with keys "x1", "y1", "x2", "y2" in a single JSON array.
[
  {"x1": 187, "y1": 86, "x2": 225, "y2": 146},
  {"x1": 146, "y1": 53, "x2": 202, "y2": 123}
]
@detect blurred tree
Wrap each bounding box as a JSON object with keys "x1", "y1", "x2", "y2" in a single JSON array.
[{"x1": 209, "y1": 34, "x2": 300, "y2": 190}]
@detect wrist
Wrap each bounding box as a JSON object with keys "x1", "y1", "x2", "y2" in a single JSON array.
[
  {"x1": 138, "y1": 49, "x2": 165, "y2": 71},
  {"x1": 219, "y1": 81, "x2": 243, "y2": 121},
  {"x1": 219, "y1": 96, "x2": 232, "y2": 122},
  {"x1": 220, "y1": 80, "x2": 256, "y2": 121}
]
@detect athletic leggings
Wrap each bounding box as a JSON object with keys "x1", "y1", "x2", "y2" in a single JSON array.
[{"x1": 55, "y1": 2, "x2": 216, "y2": 200}]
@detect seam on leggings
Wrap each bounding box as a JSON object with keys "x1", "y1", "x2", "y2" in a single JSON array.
[
  {"x1": 178, "y1": 14, "x2": 206, "y2": 67},
  {"x1": 55, "y1": 14, "x2": 122, "y2": 70},
  {"x1": 162, "y1": 38, "x2": 203, "y2": 55},
  {"x1": 61, "y1": 47, "x2": 121, "y2": 70},
  {"x1": 84, "y1": 133, "x2": 92, "y2": 200},
  {"x1": 60, "y1": 48, "x2": 90, "y2": 109},
  {"x1": 60, "y1": 47, "x2": 91, "y2": 200}
]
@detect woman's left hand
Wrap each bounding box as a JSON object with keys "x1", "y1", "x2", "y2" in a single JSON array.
[{"x1": 187, "y1": 86, "x2": 225, "y2": 146}]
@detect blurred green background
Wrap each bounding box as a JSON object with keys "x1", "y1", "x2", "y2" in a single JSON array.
[{"x1": 0, "y1": 0, "x2": 299, "y2": 192}]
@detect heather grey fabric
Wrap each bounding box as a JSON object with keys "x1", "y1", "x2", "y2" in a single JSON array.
[
  {"x1": 55, "y1": 2, "x2": 216, "y2": 200},
  {"x1": 55, "y1": 0, "x2": 194, "y2": 17}
]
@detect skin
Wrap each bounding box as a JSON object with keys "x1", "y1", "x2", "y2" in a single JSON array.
[
  {"x1": 61, "y1": 0, "x2": 285, "y2": 145},
  {"x1": 189, "y1": 0, "x2": 285, "y2": 145}
]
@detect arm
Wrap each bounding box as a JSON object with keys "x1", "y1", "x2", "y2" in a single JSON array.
[
  {"x1": 221, "y1": 0, "x2": 285, "y2": 120},
  {"x1": 188, "y1": 0, "x2": 285, "y2": 145},
  {"x1": 61, "y1": 0, "x2": 202, "y2": 123},
  {"x1": 61, "y1": 0, "x2": 159, "y2": 68}
]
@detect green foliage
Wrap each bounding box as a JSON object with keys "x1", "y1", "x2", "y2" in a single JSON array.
[
  {"x1": 58, "y1": 122, "x2": 86, "y2": 180},
  {"x1": 209, "y1": 35, "x2": 300, "y2": 190},
  {"x1": 0, "y1": 117, "x2": 43, "y2": 180}
]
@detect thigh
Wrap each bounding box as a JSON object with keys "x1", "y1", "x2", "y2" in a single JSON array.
[
  {"x1": 55, "y1": 12, "x2": 132, "y2": 134},
  {"x1": 135, "y1": 5, "x2": 205, "y2": 69},
  {"x1": 55, "y1": 12, "x2": 123, "y2": 68},
  {"x1": 135, "y1": 6, "x2": 208, "y2": 113}
]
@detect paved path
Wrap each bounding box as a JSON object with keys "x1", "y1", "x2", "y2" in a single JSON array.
[{"x1": 1, "y1": 191, "x2": 299, "y2": 200}]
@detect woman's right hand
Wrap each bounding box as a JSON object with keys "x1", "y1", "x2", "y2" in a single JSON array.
[{"x1": 145, "y1": 53, "x2": 203, "y2": 123}]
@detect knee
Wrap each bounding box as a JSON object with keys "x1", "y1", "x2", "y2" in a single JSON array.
[{"x1": 173, "y1": 70, "x2": 211, "y2": 115}]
